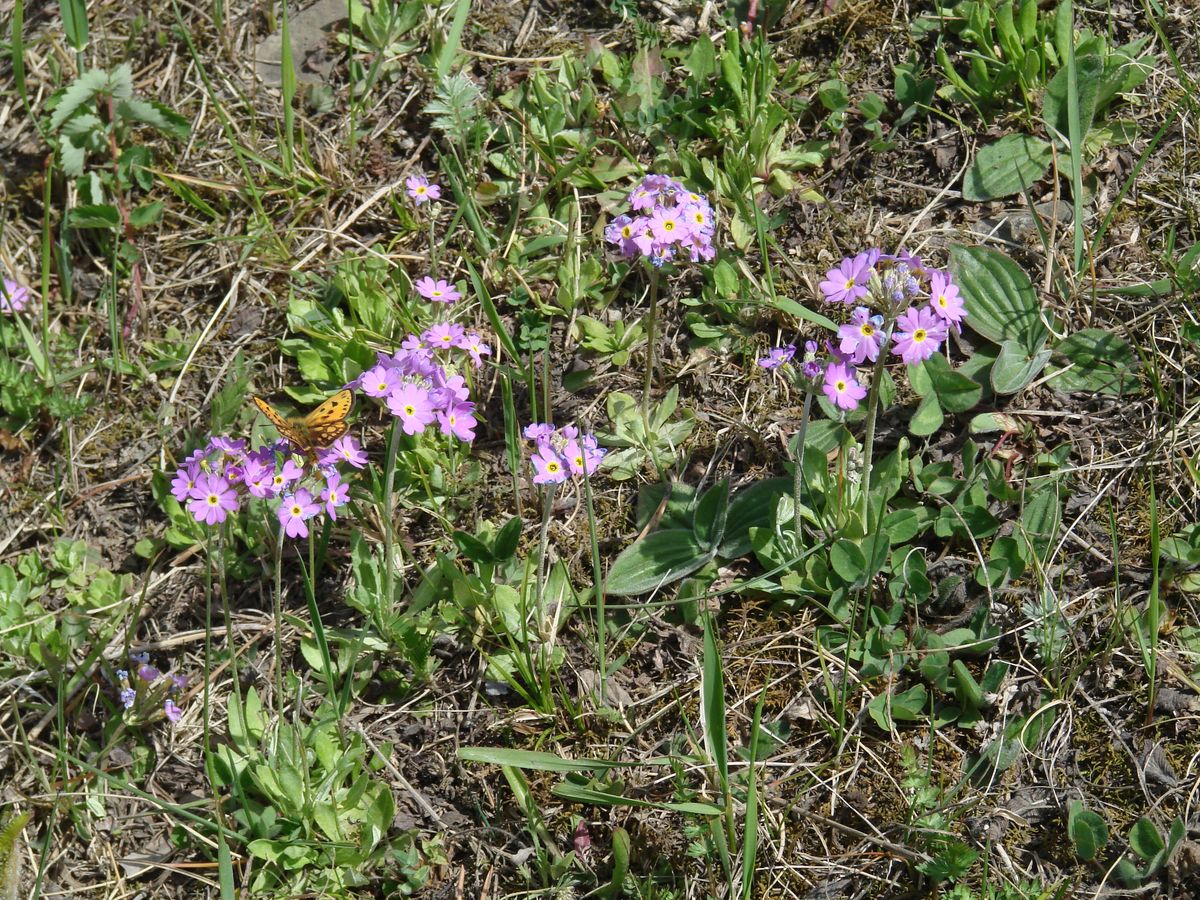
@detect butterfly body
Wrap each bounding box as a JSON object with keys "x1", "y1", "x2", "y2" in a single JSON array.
[{"x1": 252, "y1": 389, "x2": 354, "y2": 460}]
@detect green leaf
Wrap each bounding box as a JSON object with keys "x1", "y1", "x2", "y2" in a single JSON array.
[
  {"x1": 909, "y1": 392, "x2": 943, "y2": 436},
  {"x1": 493, "y1": 516, "x2": 522, "y2": 561},
  {"x1": 50, "y1": 69, "x2": 112, "y2": 131},
  {"x1": 719, "y1": 478, "x2": 791, "y2": 559},
  {"x1": 867, "y1": 683, "x2": 928, "y2": 730},
  {"x1": 68, "y1": 204, "x2": 120, "y2": 230},
  {"x1": 552, "y1": 782, "x2": 721, "y2": 816},
  {"x1": 1128, "y1": 817, "x2": 1163, "y2": 862},
  {"x1": 59, "y1": 0, "x2": 89, "y2": 50},
  {"x1": 950, "y1": 245, "x2": 1047, "y2": 352},
  {"x1": 991, "y1": 340, "x2": 1052, "y2": 394},
  {"x1": 1047, "y1": 327, "x2": 1139, "y2": 394},
  {"x1": 605, "y1": 529, "x2": 714, "y2": 597},
  {"x1": 829, "y1": 539, "x2": 866, "y2": 584},
  {"x1": 1070, "y1": 806, "x2": 1104, "y2": 864},
  {"x1": 693, "y1": 480, "x2": 730, "y2": 551},
  {"x1": 701, "y1": 613, "x2": 728, "y2": 791},
  {"x1": 452, "y1": 531, "x2": 493, "y2": 565},
  {"x1": 117, "y1": 98, "x2": 191, "y2": 139},
  {"x1": 962, "y1": 134, "x2": 1054, "y2": 201},
  {"x1": 129, "y1": 201, "x2": 163, "y2": 229},
  {"x1": 1044, "y1": 55, "x2": 1106, "y2": 142},
  {"x1": 458, "y1": 747, "x2": 637, "y2": 772},
  {"x1": 922, "y1": 353, "x2": 983, "y2": 413}
]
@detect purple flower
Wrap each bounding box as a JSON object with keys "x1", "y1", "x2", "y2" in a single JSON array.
[
  {"x1": 838, "y1": 307, "x2": 886, "y2": 365},
  {"x1": 163, "y1": 699, "x2": 182, "y2": 723},
  {"x1": 322, "y1": 435, "x2": 368, "y2": 469},
  {"x1": 892, "y1": 305, "x2": 947, "y2": 365},
  {"x1": 681, "y1": 203, "x2": 713, "y2": 235},
  {"x1": 648, "y1": 207, "x2": 689, "y2": 243},
  {"x1": 524, "y1": 423, "x2": 555, "y2": 444},
  {"x1": 414, "y1": 276, "x2": 461, "y2": 304},
  {"x1": 531, "y1": 447, "x2": 569, "y2": 484},
  {"x1": 563, "y1": 436, "x2": 605, "y2": 476},
  {"x1": 170, "y1": 674, "x2": 187, "y2": 692},
  {"x1": 270, "y1": 459, "x2": 305, "y2": 495},
  {"x1": 406, "y1": 174, "x2": 441, "y2": 204},
  {"x1": 187, "y1": 474, "x2": 239, "y2": 525},
  {"x1": 171, "y1": 463, "x2": 201, "y2": 503},
  {"x1": 120, "y1": 687, "x2": 136, "y2": 709},
  {"x1": 928, "y1": 270, "x2": 966, "y2": 330},
  {"x1": 822, "y1": 362, "x2": 867, "y2": 411},
  {"x1": 137, "y1": 664, "x2": 161, "y2": 682},
  {"x1": 423, "y1": 322, "x2": 465, "y2": 350},
  {"x1": 758, "y1": 345, "x2": 796, "y2": 370},
  {"x1": 457, "y1": 332, "x2": 491, "y2": 368},
  {"x1": 243, "y1": 457, "x2": 275, "y2": 498},
  {"x1": 321, "y1": 471, "x2": 350, "y2": 520},
  {"x1": 278, "y1": 488, "x2": 320, "y2": 539},
  {"x1": 360, "y1": 363, "x2": 403, "y2": 399},
  {"x1": 387, "y1": 383, "x2": 436, "y2": 435},
  {"x1": 1, "y1": 279, "x2": 30, "y2": 314},
  {"x1": 129, "y1": 651, "x2": 150, "y2": 665},
  {"x1": 437, "y1": 401, "x2": 477, "y2": 443},
  {"x1": 819, "y1": 255, "x2": 872, "y2": 305}
]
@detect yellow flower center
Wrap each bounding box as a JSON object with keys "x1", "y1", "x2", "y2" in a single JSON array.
[
  {"x1": 835, "y1": 380, "x2": 847, "y2": 391},
  {"x1": 861, "y1": 324, "x2": 874, "y2": 337},
  {"x1": 914, "y1": 329, "x2": 927, "y2": 342}
]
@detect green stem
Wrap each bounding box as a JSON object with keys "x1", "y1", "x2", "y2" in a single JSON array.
[
  {"x1": 381, "y1": 421, "x2": 401, "y2": 613},
  {"x1": 534, "y1": 482, "x2": 557, "y2": 704},
  {"x1": 641, "y1": 267, "x2": 660, "y2": 414},
  {"x1": 272, "y1": 525, "x2": 285, "y2": 725},
  {"x1": 581, "y1": 469, "x2": 605, "y2": 703},
  {"x1": 792, "y1": 389, "x2": 813, "y2": 548},
  {"x1": 858, "y1": 327, "x2": 893, "y2": 530}
]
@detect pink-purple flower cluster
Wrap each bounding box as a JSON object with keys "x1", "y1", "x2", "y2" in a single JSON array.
[
  {"x1": 760, "y1": 251, "x2": 965, "y2": 414},
  {"x1": 524, "y1": 423, "x2": 606, "y2": 485},
  {"x1": 1, "y1": 278, "x2": 30, "y2": 314},
  {"x1": 171, "y1": 431, "x2": 366, "y2": 539},
  {"x1": 759, "y1": 340, "x2": 867, "y2": 411},
  {"x1": 414, "y1": 275, "x2": 461, "y2": 304},
  {"x1": 604, "y1": 174, "x2": 716, "y2": 266},
  {"x1": 357, "y1": 328, "x2": 491, "y2": 443},
  {"x1": 818, "y1": 250, "x2": 965, "y2": 365},
  {"x1": 116, "y1": 651, "x2": 187, "y2": 724}
]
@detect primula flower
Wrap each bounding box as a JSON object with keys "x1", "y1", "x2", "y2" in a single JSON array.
[
  {"x1": 458, "y1": 332, "x2": 491, "y2": 368},
  {"x1": 406, "y1": 174, "x2": 441, "y2": 204},
  {"x1": 187, "y1": 473, "x2": 239, "y2": 525},
  {"x1": 1, "y1": 279, "x2": 30, "y2": 314},
  {"x1": 137, "y1": 664, "x2": 161, "y2": 682},
  {"x1": 838, "y1": 307, "x2": 886, "y2": 365},
  {"x1": 278, "y1": 488, "x2": 320, "y2": 538},
  {"x1": 171, "y1": 463, "x2": 201, "y2": 503},
  {"x1": 321, "y1": 472, "x2": 350, "y2": 519},
  {"x1": 822, "y1": 362, "x2": 868, "y2": 411},
  {"x1": 163, "y1": 699, "x2": 183, "y2": 723},
  {"x1": 414, "y1": 276, "x2": 461, "y2": 304},
  {"x1": 170, "y1": 674, "x2": 187, "y2": 692},
  {"x1": 648, "y1": 207, "x2": 689, "y2": 243},
  {"x1": 438, "y1": 402, "x2": 477, "y2": 443},
  {"x1": 524, "y1": 423, "x2": 555, "y2": 443},
  {"x1": 563, "y1": 436, "x2": 604, "y2": 476},
  {"x1": 819, "y1": 255, "x2": 872, "y2": 305},
  {"x1": 532, "y1": 447, "x2": 569, "y2": 484},
  {"x1": 892, "y1": 305, "x2": 947, "y2": 365},
  {"x1": 360, "y1": 364, "x2": 403, "y2": 399},
  {"x1": 928, "y1": 270, "x2": 966, "y2": 330},
  {"x1": 604, "y1": 174, "x2": 716, "y2": 265},
  {"x1": 323, "y1": 435, "x2": 368, "y2": 469},
  {"x1": 758, "y1": 345, "x2": 796, "y2": 370},
  {"x1": 270, "y1": 459, "x2": 305, "y2": 494},
  {"x1": 423, "y1": 322, "x2": 465, "y2": 350},
  {"x1": 242, "y1": 458, "x2": 274, "y2": 498},
  {"x1": 388, "y1": 383, "x2": 437, "y2": 435}
]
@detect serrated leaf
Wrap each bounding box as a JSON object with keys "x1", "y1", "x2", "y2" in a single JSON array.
[
  {"x1": 50, "y1": 69, "x2": 111, "y2": 131},
  {"x1": 68, "y1": 204, "x2": 120, "y2": 230},
  {"x1": 962, "y1": 134, "x2": 1054, "y2": 201},
  {"x1": 117, "y1": 98, "x2": 191, "y2": 139},
  {"x1": 129, "y1": 201, "x2": 163, "y2": 229}
]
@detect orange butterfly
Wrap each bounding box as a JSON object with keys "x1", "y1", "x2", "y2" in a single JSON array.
[{"x1": 252, "y1": 389, "x2": 354, "y2": 461}]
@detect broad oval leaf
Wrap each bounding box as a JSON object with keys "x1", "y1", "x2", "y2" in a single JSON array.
[
  {"x1": 962, "y1": 134, "x2": 1054, "y2": 201},
  {"x1": 992, "y1": 340, "x2": 1052, "y2": 394},
  {"x1": 950, "y1": 245, "x2": 1048, "y2": 352},
  {"x1": 606, "y1": 529, "x2": 713, "y2": 596}
]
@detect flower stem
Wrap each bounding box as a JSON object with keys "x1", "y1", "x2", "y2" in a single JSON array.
[
  {"x1": 792, "y1": 389, "x2": 813, "y2": 548},
  {"x1": 641, "y1": 266, "x2": 660, "y2": 415},
  {"x1": 858, "y1": 326, "x2": 893, "y2": 531},
  {"x1": 381, "y1": 421, "x2": 401, "y2": 614},
  {"x1": 581, "y1": 468, "x2": 606, "y2": 703}
]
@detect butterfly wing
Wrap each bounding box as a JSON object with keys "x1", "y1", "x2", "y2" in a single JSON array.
[
  {"x1": 302, "y1": 388, "x2": 355, "y2": 447},
  {"x1": 253, "y1": 395, "x2": 308, "y2": 449}
]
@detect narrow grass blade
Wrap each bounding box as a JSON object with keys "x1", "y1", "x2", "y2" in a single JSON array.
[{"x1": 434, "y1": 0, "x2": 472, "y2": 81}]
